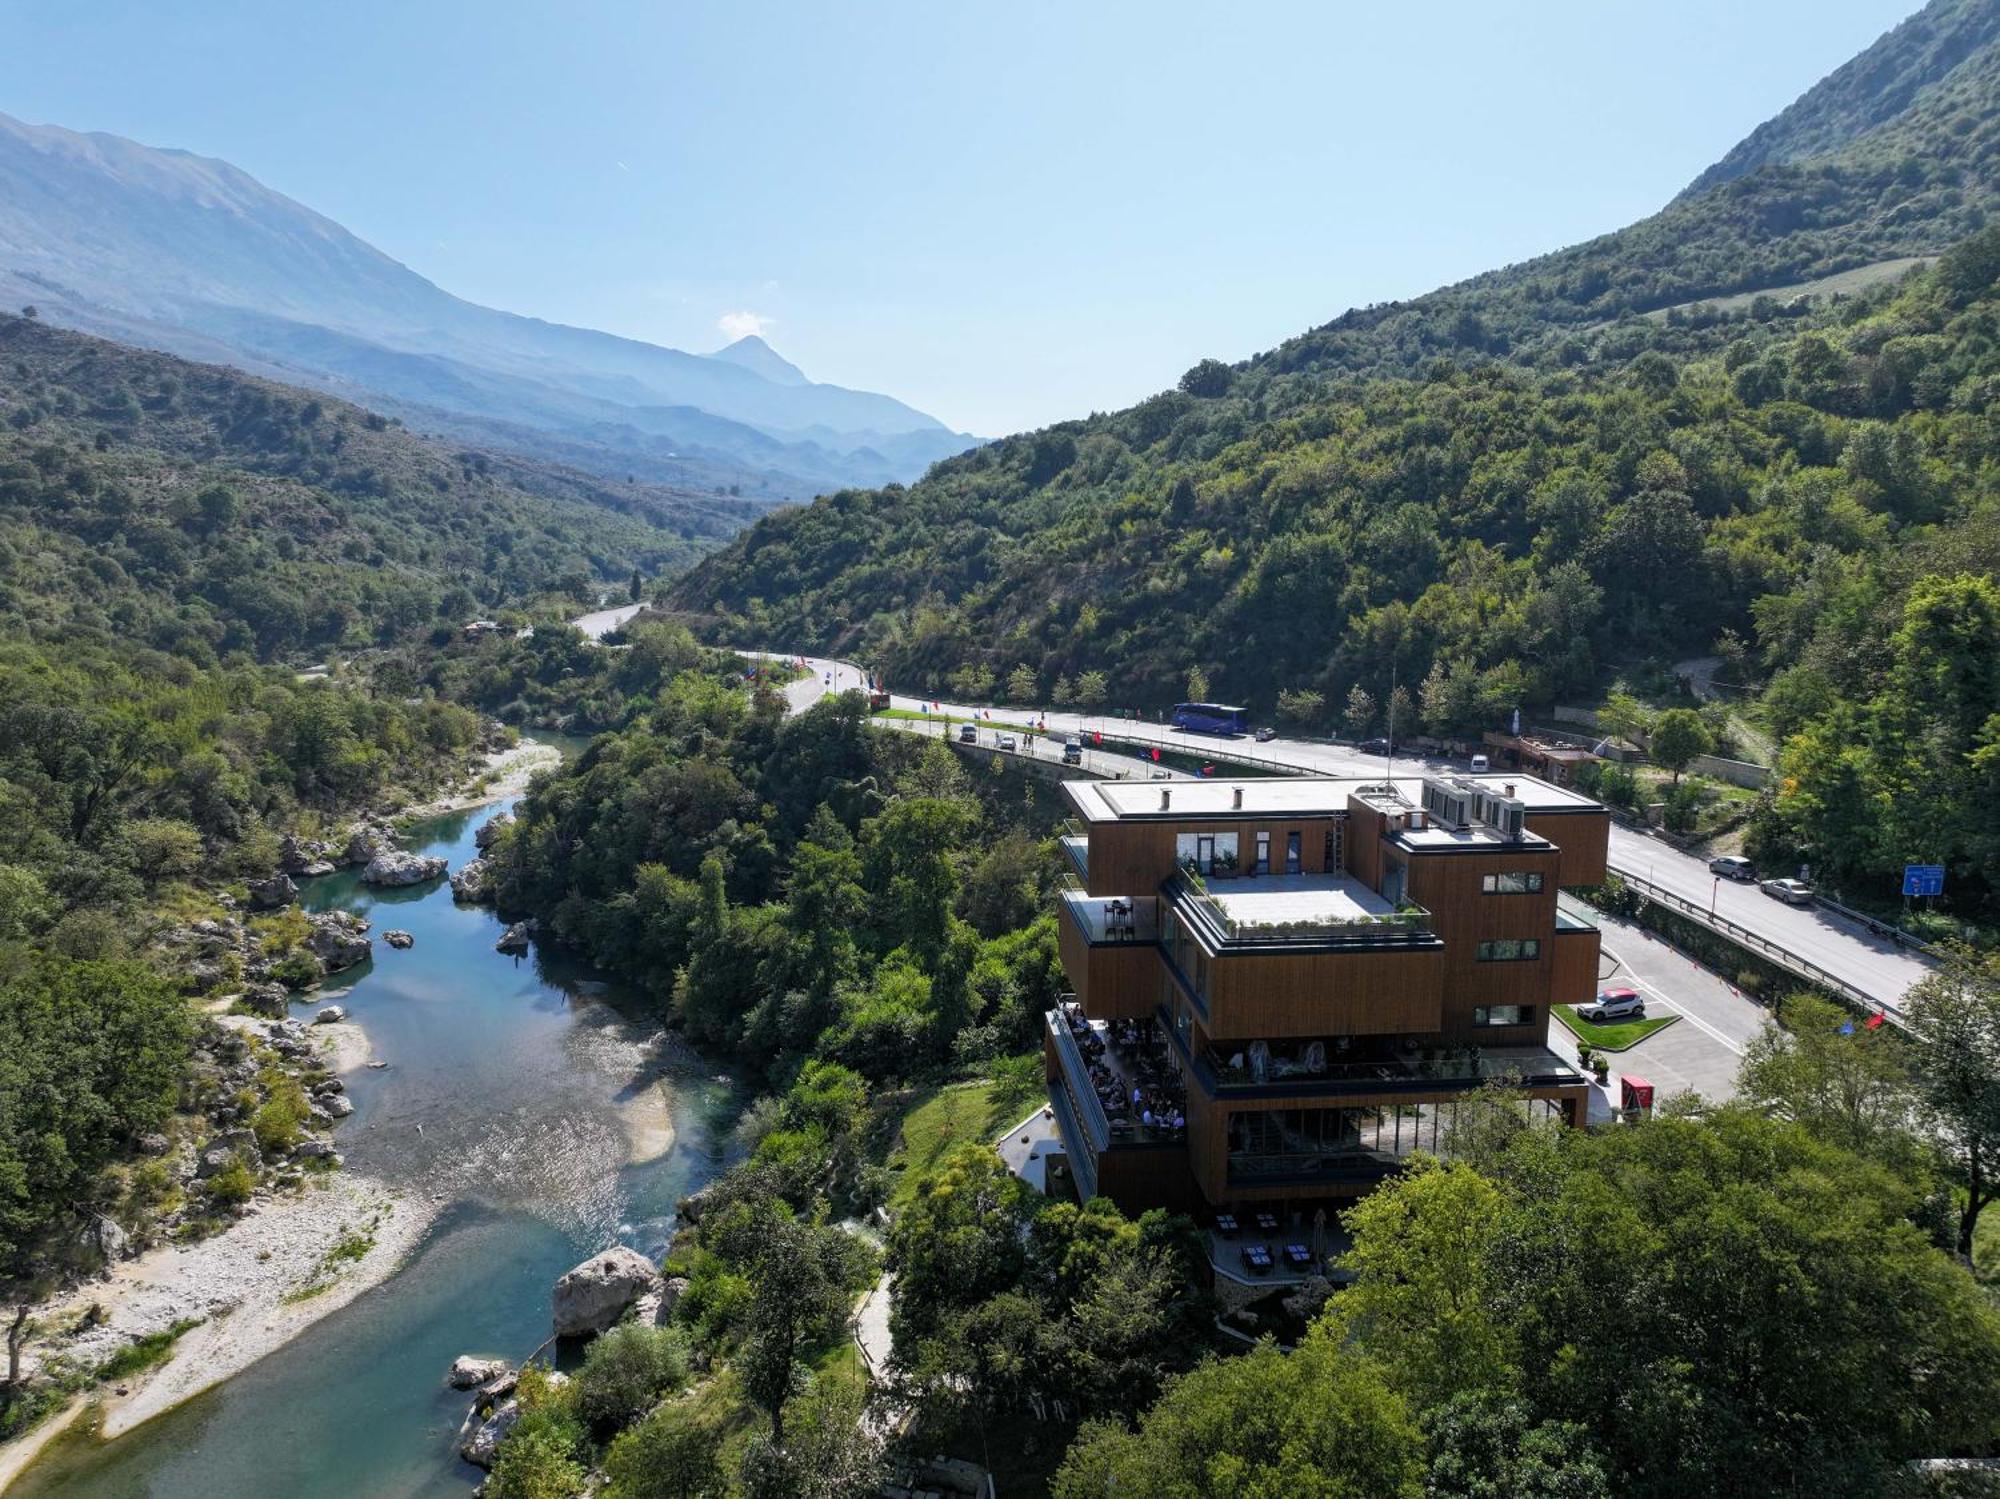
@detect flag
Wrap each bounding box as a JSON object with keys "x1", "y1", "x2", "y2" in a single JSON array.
[
  {"x1": 1865, "y1": 1013, "x2": 1886, "y2": 1030},
  {"x1": 1202, "y1": 764, "x2": 1215, "y2": 776},
  {"x1": 1839, "y1": 1021, "x2": 1855, "y2": 1036},
  {"x1": 1149, "y1": 747, "x2": 1160, "y2": 761}
]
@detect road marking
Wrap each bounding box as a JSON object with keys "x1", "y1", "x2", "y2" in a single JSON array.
[{"x1": 1600, "y1": 941, "x2": 1746, "y2": 1058}]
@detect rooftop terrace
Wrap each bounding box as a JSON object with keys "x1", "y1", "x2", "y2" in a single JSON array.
[{"x1": 1069, "y1": 772, "x2": 1600, "y2": 824}]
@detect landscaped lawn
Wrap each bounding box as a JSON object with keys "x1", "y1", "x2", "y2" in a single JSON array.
[
  {"x1": 881, "y1": 1064, "x2": 1042, "y2": 1210},
  {"x1": 1553, "y1": 1004, "x2": 1680, "y2": 1052}
]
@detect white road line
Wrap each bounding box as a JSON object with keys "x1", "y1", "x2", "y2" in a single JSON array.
[{"x1": 1600, "y1": 941, "x2": 1746, "y2": 1057}]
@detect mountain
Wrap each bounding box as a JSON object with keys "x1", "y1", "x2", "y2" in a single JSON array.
[
  {"x1": 709, "y1": 334, "x2": 809, "y2": 386},
  {"x1": 0, "y1": 112, "x2": 976, "y2": 501},
  {"x1": 0, "y1": 308, "x2": 753, "y2": 657}
]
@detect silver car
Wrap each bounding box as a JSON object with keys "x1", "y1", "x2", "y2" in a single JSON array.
[{"x1": 1760, "y1": 877, "x2": 1814, "y2": 905}]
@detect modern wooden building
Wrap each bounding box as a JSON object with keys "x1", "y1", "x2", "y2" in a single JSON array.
[{"x1": 1045, "y1": 772, "x2": 1606, "y2": 1220}]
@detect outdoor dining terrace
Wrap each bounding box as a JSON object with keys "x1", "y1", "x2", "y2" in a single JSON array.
[{"x1": 1050, "y1": 1000, "x2": 1187, "y2": 1144}]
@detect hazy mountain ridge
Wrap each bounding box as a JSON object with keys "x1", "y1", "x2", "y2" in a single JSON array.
[{"x1": 0, "y1": 111, "x2": 976, "y2": 499}]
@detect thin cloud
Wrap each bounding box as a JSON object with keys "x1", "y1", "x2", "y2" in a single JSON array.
[{"x1": 717, "y1": 310, "x2": 773, "y2": 341}]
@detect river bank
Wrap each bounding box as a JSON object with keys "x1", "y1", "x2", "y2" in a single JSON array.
[{"x1": 6, "y1": 794, "x2": 739, "y2": 1499}]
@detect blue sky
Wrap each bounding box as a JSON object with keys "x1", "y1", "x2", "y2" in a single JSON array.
[{"x1": 0, "y1": 0, "x2": 1922, "y2": 434}]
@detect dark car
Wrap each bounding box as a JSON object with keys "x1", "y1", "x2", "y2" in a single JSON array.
[{"x1": 1359, "y1": 738, "x2": 1392, "y2": 756}]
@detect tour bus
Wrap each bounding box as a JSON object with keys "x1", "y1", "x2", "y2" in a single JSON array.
[{"x1": 1171, "y1": 702, "x2": 1250, "y2": 735}]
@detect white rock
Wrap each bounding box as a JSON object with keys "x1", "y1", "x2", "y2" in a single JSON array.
[{"x1": 551, "y1": 1246, "x2": 661, "y2": 1339}]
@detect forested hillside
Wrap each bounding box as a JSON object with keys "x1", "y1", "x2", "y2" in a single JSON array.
[
  {"x1": 672, "y1": 7, "x2": 2000, "y2": 915},
  {"x1": 0, "y1": 312, "x2": 752, "y2": 659}
]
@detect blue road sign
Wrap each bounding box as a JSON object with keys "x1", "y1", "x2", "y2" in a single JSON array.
[{"x1": 1903, "y1": 864, "x2": 1945, "y2": 898}]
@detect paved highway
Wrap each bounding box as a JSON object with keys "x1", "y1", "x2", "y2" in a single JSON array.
[{"x1": 763, "y1": 653, "x2": 1934, "y2": 1013}]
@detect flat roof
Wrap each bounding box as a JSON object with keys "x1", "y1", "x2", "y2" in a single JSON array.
[
  {"x1": 1199, "y1": 871, "x2": 1395, "y2": 928},
  {"x1": 1067, "y1": 772, "x2": 1600, "y2": 823}
]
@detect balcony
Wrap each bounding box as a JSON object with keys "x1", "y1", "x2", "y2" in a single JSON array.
[
  {"x1": 1049, "y1": 1002, "x2": 1188, "y2": 1145},
  {"x1": 1059, "y1": 887, "x2": 1159, "y2": 944},
  {"x1": 1166, "y1": 869, "x2": 1433, "y2": 950},
  {"x1": 1556, "y1": 893, "x2": 1599, "y2": 932},
  {"x1": 1061, "y1": 820, "x2": 1090, "y2": 883},
  {"x1": 1047, "y1": 1007, "x2": 1111, "y2": 1153},
  {"x1": 1165, "y1": 1015, "x2": 1583, "y2": 1100}
]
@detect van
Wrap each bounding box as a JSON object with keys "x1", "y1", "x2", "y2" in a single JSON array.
[
  {"x1": 1062, "y1": 737, "x2": 1083, "y2": 765},
  {"x1": 1469, "y1": 753, "x2": 1490, "y2": 773}
]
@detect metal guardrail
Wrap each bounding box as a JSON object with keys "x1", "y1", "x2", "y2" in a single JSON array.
[
  {"x1": 1811, "y1": 891, "x2": 1941, "y2": 958},
  {"x1": 1611, "y1": 872, "x2": 1905, "y2": 1028}
]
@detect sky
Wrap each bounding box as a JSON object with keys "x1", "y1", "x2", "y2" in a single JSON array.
[{"x1": 0, "y1": 0, "x2": 1925, "y2": 435}]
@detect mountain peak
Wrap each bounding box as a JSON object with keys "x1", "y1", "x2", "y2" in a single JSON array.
[{"x1": 708, "y1": 334, "x2": 809, "y2": 386}]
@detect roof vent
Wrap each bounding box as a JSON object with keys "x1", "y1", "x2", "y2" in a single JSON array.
[
  {"x1": 1232, "y1": 787, "x2": 1243, "y2": 809},
  {"x1": 1161, "y1": 788, "x2": 1172, "y2": 810},
  {"x1": 1504, "y1": 783, "x2": 1517, "y2": 799}
]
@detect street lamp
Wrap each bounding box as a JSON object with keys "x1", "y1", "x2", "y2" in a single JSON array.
[{"x1": 1710, "y1": 875, "x2": 1719, "y2": 918}]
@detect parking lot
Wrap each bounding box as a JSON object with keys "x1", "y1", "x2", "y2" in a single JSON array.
[{"x1": 1554, "y1": 907, "x2": 1773, "y2": 1113}]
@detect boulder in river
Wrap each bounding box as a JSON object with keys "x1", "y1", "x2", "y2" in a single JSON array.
[
  {"x1": 450, "y1": 858, "x2": 492, "y2": 904},
  {"x1": 447, "y1": 1356, "x2": 511, "y2": 1390},
  {"x1": 344, "y1": 826, "x2": 397, "y2": 867},
  {"x1": 321, "y1": 1094, "x2": 355, "y2": 1119},
  {"x1": 305, "y1": 912, "x2": 371, "y2": 973},
  {"x1": 474, "y1": 812, "x2": 513, "y2": 850},
  {"x1": 551, "y1": 1246, "x2": 661, "y2": 1338},
  {"x1": 314, "y1": 1004, "x2": 347, "y2": 1025},
  {"x1": 460, "y1": 1397, "x2": 518, "y2": 1468},
  {"x1": 362, "y1": 851, "x2": 448, "y2": 888},
  {"x1": 247, "y1": 873, "x2": 298, "y2": 910},
  {"x1": 495, "y1": 920, "x2": 534, "y2": 955},
  {"x1": 383, "y1": 929, "x2": 414, "y2": 949}
]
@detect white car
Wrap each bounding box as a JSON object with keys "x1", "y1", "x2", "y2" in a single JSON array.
[
  {"x1": 1578, "y1": 986, "x2": 1645, "y2": 1022},
  {"x1": 997, "y1": 734, "x2": 1018, "y2": 751}
]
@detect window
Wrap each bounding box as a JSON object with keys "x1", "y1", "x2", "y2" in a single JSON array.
[
  {"x1": 1474, "y1": 1004, "x2": 1533, "y2": 1026},
  {"x1": 1476, "y1": 939, "x2": 1542, "y2": 962},
  {"x1": 1255, "y1": 832, "x2": 1270, "y2": 874},
  {"x1": 1481, "y1": 872, "x2": 1545, "y2": 894},
  {"x1": 1285, "y1": 831, "x2": 1302, "y2": 874},
  {"x1": 1176, "y1": 831, "x2": 1238, "y2": 875}
]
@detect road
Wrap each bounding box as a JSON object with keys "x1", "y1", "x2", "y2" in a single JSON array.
[
  {"x1": 766, "y1": 652, "x2": 1933, "y2": 1013},
  {"x1": 570, "y1": 601, "x2": 648, "y2": 641}
]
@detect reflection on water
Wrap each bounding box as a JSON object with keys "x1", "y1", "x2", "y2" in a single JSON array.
[{"x1": 15, "y1": 792, "x2": 741, "y2": 1499}]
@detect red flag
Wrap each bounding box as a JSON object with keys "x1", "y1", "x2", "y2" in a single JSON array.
[
  {"x1": 1093, "y1": 730, "x2": 1102, "y2": 745},
  {"x1": 1864, "y1": 1013, "x2": 1886, "y2": 1030},
  {"x1": 1149, "y1": 747, "x2": 1160, "y2": 761}
]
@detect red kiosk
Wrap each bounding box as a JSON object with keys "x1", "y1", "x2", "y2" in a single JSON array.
[{"x1": 1620, "y1": 1075, "x2": 1655, "y2": 1121}]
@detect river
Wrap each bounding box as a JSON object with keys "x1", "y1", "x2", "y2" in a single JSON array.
[{"x1": 14, "y1": 787, "x2": 742, "y2": 1498}]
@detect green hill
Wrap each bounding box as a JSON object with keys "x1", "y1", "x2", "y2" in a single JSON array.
[
  {"x1": 0, "y1": 310, "x2": 753, "y2": 660},
  {"x1": 669, "y1": 0, "x2": 2000, "y2": 915}
]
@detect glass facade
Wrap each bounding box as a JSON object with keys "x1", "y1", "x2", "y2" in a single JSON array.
[
  {"x1": 1476, "y1": 938, "x2": 1542, "y2": 961},
  {"x1": 1226, "y1": 1097, "x2": 1567, "y2": 1183},
  {"x1": 1481, "y1": 872, "x2": 1545, "y2": 894}
]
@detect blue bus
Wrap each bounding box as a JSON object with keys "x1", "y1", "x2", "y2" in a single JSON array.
[{"x1": 1172, "y1": 702, "x2": 1250, "y2": 735}]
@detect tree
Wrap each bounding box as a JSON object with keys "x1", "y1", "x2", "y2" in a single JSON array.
[
  {"x1": 1179, "y1": 359, "x2": 1233, "y2": 398},
  {"x1": 1073, "y1": 670, "x2": 1108, "y2": 708},
  {"x1": 886, "y1": 1144, "x2": 1037, "y2": 1348},
  {"x1": 1423, "y1": 1392, "x2": 1610, "y2": 1499},
  {"x1": 1006, "y1": 664, "x2": 1038, "y2": 703},
  {"x1": 575, "y1": 1322, "x2": 690, "y2": 1431},
  {"x1": 1649, "y1": 707, "x2": 1713, "y2": 785},
  {"x1": 629, "y1": 568, "x2": 643, "y2": 602},
  {"x1": 604, "y1": 1402, "x2": 728, "y2": 1498},
  {"x1": 724, "y1": 1210, "x2": 852, "y2": 1443},
  {"x1": 1595, "y1": 690, "x2": 1650, "y2": 749},
  {"x1": 1737, "y1": 993, "x2": 1918, "y2": 1167},
  {"x1": 1054, "y1": 1328, "x2": 1423, "y2": 1498},
  {"x1": 1904, "y1": 953, "x2": 2000, "y2": 1256},
  {"x1": 1385, "y1": 685, "x2": 1415, "y2": 745},
  {"x1": 1342, "y1": 684, "x2": 1377, "y2": 740},
  {"x1": 1185, "y1": 666, "x2": 1210, "y2": 703},
  {"x1": 1275, "y1": 688, "x2": 1323, "y2": 730}
]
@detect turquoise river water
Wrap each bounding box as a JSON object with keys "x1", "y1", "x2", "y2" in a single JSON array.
[{"x1": 14, "y1": 789, "x2": 742, "y2": 1498}]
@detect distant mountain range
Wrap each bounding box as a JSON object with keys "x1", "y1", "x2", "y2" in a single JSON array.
[{"x1": 0, "y1": 111, "x2": 976, "y2": 501}]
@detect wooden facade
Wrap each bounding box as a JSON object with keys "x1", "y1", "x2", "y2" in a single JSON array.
[
  {"x1": 1550, "y1": 925, "x2": 1602, "y2": 1009},
  {"x1": 1197, "y1": 943, "x2": 1445, "y2": 1039},
  {"x1": 1084, "y1": 814, "x2": 1341, "y2": 899},
  {"x1": 1058, "y1": 900, "x2": 1162, "y2": 1021},
  {"x1": 1525, "y1": 807, "x2": 1609, "y2": 887}
]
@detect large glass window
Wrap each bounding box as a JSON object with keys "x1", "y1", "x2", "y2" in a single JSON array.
[
  {"x1": 1176, "y1": 831, "x2": 1239, "y2": 876},
  {"x1": 1255, "y1": 832, "x2": 1270, "y2": 874},
  {"x1": 1286, "y1": 831, "x2": 1302, "y2": 874},
  {"x1": 1481, "y1": 872, "x2": 1545, "y2": 894},
  {"x1": 1476, "y1": 939, "x2": 1542, "y2": 962},
  {"x1": 1473, "y1": 1004, "x2": 1533, "y2": 1026}
]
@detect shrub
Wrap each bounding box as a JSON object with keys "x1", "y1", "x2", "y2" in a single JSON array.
[
  {"x1": 576, "y1": 1323, "x2": 691, "y2": 1432},
  {"x1": 603, "y1": 1400, "x2": 728, "y2": 1499},
  {"x1": 270, "y1": 950, "x2": 323, "y2": 989},
  {"x1": 207, "y1": 1157, "x2": 255, "y2": 1206}
]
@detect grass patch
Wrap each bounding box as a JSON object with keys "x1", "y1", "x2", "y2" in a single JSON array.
[
  {"x1": 282, "y1": 1218, "x2": 378, "y2": 1302},
  {"x1": 1554, "y1": 1005, "x2": 1680, "y2": 1052},
  {"x1": 881, "y1": 1062, "x2": 1043, "y2": 1211},
  {"x1": 96, "y1": 1318, "x2": 204, "y2": 1381}
]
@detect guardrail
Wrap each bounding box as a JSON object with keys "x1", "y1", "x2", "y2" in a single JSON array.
[
  {"x1": 1811, "y1": 891, "x2": 1940, "y2": 957},
  {"x1": 1611, "y1": 871, "x2": 1905, "y2": 1028}
]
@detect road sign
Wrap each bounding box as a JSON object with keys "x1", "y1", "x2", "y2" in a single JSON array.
[{"x1": 1903, "y1": 864, "x2": 1945, "y2": 898}]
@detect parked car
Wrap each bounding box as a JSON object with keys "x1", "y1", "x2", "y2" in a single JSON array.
[
  {"x1": 997, "y1": 733, "x2": 1018, "y2": 751},
  {"x1": 1761, "y1": 877, "x2": 1814, "y2": 905},
  {"x1": 1359, "y1": 738, "x2": 1392, "y2": 756},
  {"x1": 1255, "y1": 726, "x2": 1276, "y2": 742},
  {"x1": 1469, "y1": 753, "x2": 1490, "y2": 773},
  {"x1": 1709, "y1": 855, "x2": 1755, "y2": 881},
  {"x1": 1149, "y1": 768, "x2": 1171, "y2": 780},
  {"x1": 1579, "y1": 986, "x2": 1645, "y2": 1023},
  {"x1": 957, "y1": 722, "x2": 977, "y2": 743}
]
